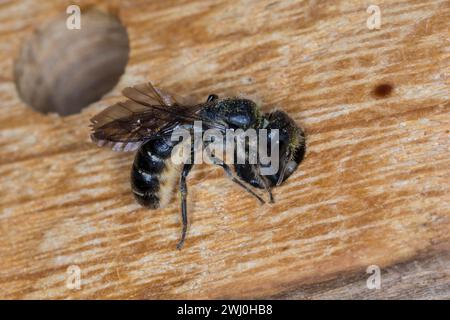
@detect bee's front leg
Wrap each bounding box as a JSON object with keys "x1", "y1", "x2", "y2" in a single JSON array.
[
  {"x1": 252, "y1": 164, "x2": 275, "y2": 203},
  {"x1": 211, "y1": 157, "x2": 265, "y2": 205}
]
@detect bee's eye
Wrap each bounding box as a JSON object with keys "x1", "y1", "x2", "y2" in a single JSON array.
[{"x1": 206, "y1": 94, "x2": 218, "y2": 102}]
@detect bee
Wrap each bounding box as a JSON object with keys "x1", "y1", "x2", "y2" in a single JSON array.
[{"x1": 90, "y1": 82, "x2": 305, "y2": 249}]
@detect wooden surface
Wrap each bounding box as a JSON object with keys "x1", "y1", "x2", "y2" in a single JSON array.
[{"x1": 0, "y1": 0, "x2": 449, "y2": 299}]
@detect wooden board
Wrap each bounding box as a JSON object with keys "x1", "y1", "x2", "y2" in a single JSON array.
[{"x1": 0, "y1": 0, "x2": 449, "y2": 299}]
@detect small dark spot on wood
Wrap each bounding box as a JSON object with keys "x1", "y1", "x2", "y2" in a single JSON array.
[{"x1": 373, "y1": 83, "x2": 394, "y2": 98}]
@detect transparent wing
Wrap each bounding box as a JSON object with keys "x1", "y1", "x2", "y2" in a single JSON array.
[{"x1": 90, "y1": 82, "x2": 205, "y2": 152}]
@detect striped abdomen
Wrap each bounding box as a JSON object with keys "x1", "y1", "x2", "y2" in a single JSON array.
[{"x1": 131, "y1": 137, "x2": 182, "y2": 209}]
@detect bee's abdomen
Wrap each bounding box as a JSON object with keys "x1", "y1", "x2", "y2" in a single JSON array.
[{"x1": 131, "y1": 138, "x2": 180, "y2": 209}]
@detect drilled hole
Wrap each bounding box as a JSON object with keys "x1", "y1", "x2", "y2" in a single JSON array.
[{"x1": 14, "y1": 10, "x2": 129, "y2": 116}]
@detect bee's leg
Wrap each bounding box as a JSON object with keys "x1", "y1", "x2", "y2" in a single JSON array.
[
  {"x1": 214, "y1": 161, "x2": 265, "y2": 205},
  {"x1": 252, "y1": 165, "x2": 275, "y2": 203},
  {"x1": 259, "y1": 175, "x2": 275, "y2": 203},
  {"x1": 177, "y1": 163, "x2": 193, "y2": 250}
]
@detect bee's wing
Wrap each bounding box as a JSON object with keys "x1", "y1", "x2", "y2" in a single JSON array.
[
  {"x1": 123, "y1": 82, "x2": 198, "y2": 108},
  {"x1": 90, "y1": 82, "x2": 204, "y2": 152}
]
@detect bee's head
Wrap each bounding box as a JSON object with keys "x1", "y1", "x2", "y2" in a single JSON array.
[{"x1": 263, "y1": 110, "x2": 305, "y2": 186}]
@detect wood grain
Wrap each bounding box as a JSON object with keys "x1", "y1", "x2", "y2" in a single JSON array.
[
  {"x1": 0, "y1": 0, "x2": 449, "y2": 299},
  {"x1": 271, "y1": 243, "x2": 450, "y2": 299}
]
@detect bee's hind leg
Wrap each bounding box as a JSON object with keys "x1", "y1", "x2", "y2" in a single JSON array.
[{"x1": 177, "y1": 163, "x2": 193, "y2": 250}]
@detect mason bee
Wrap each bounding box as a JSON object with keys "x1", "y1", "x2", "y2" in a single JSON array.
[{"x1": 90, "y1": 82, "x2": 305, "y2": 249}]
